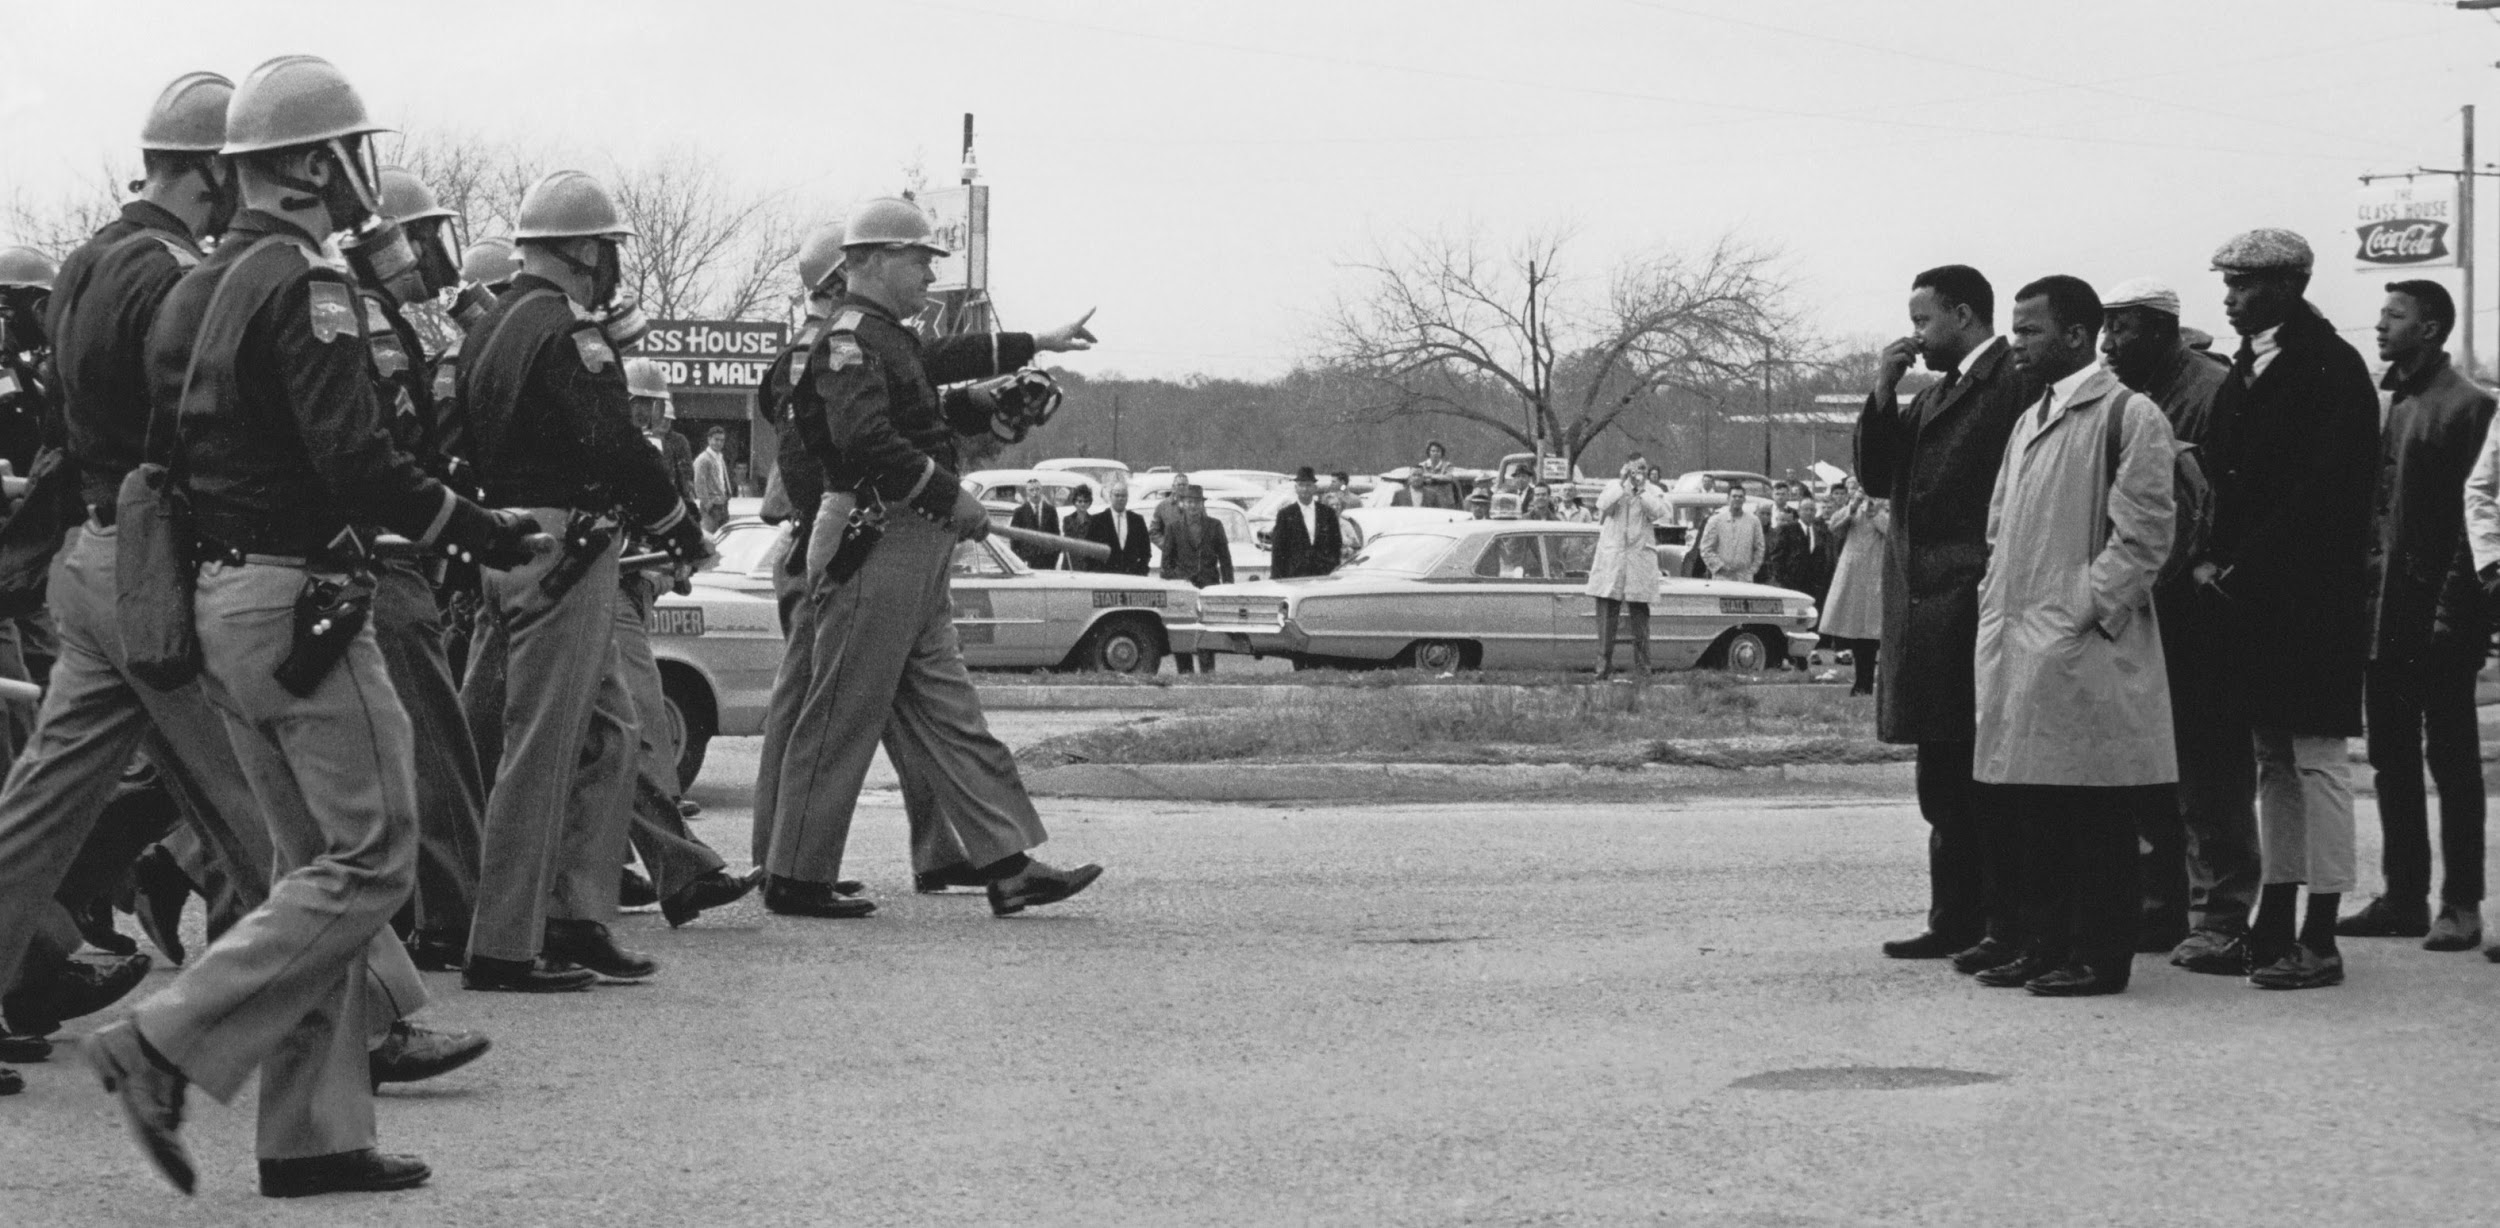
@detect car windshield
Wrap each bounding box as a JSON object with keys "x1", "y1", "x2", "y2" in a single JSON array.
[
  {"x1": 705, "y1": 523, "x2": 785, "y2": 577},
  {"x1": 1345, "y1": 532, "x2": 1452, "y2": 575},
  {"x1": 953, "y1": 538, "x2": 1025, "y2": 577}
]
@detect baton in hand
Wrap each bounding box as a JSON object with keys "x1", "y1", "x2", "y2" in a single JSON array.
[{"x1": 992, "y1": 523, "x2": 1112, "y2": 564}]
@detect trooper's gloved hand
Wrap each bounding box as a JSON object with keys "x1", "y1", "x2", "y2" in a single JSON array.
[
  {"x1": 948, "y1": 488, "x2": 991, "y2": 540},
  {"x1": 474, "y1": 509, "x2": 555, "y2": 571},
  {"x1": 657, "y1": 515, "x2": 711, "y2": 567}
]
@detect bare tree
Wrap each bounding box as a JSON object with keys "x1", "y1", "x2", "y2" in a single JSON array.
[
  {"x1": 609, "y1": 148, "x2": 792, "y2": 320},
  {"x1": 1319, "y1": 228, "x2": 1796, "y2": 467},
  {"x1": 0, "y1": 159, "x2": 135, "y2": 261}
]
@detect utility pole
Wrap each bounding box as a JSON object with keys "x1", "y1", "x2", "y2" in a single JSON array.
[
  {"x1": 1111, "y1": 392, "x2": 1122, "y2": 457},
  {"x1": 1760, "y1": 343, "x2": 1775, "y2": 477},
  {"x1": 2466, "y1": 106, "x2": 2479, "y2": 379}
]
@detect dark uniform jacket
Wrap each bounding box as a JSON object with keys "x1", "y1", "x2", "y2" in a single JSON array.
[
  {"x1": 1085, "y1": 509, "x2": 1151, "y2": 575},
  {"x1": 1269, "y1": 498, "x2": 1343, "y2": 578},
  {"x1": 804, "y1": 293, "x2": 1036, "y2": 520},
  {"x1": 1008, "y1": 499, "x2": 1061, "y2": 568},
  {"x1": 758, "y1": 312, "x2": 830, "y2": 526},
  {"x1": 2201, "y1": 300, "x2": 2380, "y2": 736},
  {"x1": 358, "y1": 287, "x2": 463, "y2": 485},
  {"x1": 48, "y1": 200, "x2": 199, "y2": 510},
  {"x1": 2366, "y1": 350, "x2": 2493, "y2": 668},
  {"x1": 1855, "y1": 337, "x2": 2036, "y2": 745},
  {"x1": 457, "y1": 272, "x2": 681, "y2": 531},
  {"x1": 146, "y1": 211, "x2": 493, "y2": 555}
]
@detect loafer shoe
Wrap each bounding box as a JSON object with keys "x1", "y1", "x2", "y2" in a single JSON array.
[
  {"x1": 763, "y1": 876, "x2": 878, "y2": 919},
  {"x1": 619, "y1": 868, "x2": 659, "y2": 910},
  {"x1": 0, "y1": 1065, "x2": 19, "y2": 1096},
  {"x1": 84, "y1": 1019, "x2": 194, "y2": 1195},
  {"x1": 2425, "y1": 904, "x2": 2483, "y2": 952},
  {"x1": 259, "y1": 1148, "x2": 430, "y2": 1198},
  {"x1": 4, "y1": 953, "x2": 152, "y2": 1036},
  {"x1": 461, "y1": 955, "x2": 596, "y2": 994},
  {"x1": 1879, "y1": 931, "x2": 1974, "y2": 960},
  {"x1": 73, "y1": 897, "x2": 137, "y2": 958},
  {"x1": 1949, "y1": 937, "x2": 2022, "y2": 975},
  {"x1": 2335, "y1": 897, "x2": 2428, "y2": 938},
  {"x1": 677, "y1": 799, "x2": 702, "y2": 818},
  {"x1": 661, "y1": 868, "x2": 759, "y2": 928},
  {"x1": 914, "y1": 864, "x2": 989, "y2": 894},
  {"x1": 2024, "y1": 963, "x2": 2128, "y2": 997},
  {"x1": 2250, "y1": 945, "x2": 2345, "y2": 990},
  {"x1": 369, "y1": 1022, "x2": 490, "y2": 1089},
  {"x1": 0, "y1": 1030, "x2": 51, "y2": 1062},
  {"x1": 128, "y1": 845, "x2": 193, "y2": 967},
  {"x1": 987, "y1": 861, "x2": 1104, "y2": 917},
  {"x1": 2169, "y1": 929, "x2": 2250, "y2": 976},
  {"x1": 404, "y1": 931, "x2": 468, "y2": 973},
  {"x1": 542, "y1": 919, "x2": 658, "y2": 981},
  {"x1": 1974, "y1": 952, "x2": 2060, "y2": 988}
]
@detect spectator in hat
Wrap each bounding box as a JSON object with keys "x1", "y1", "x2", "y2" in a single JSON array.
[
  {"x1": 2101, "y1": 276, "x2": 2258, "y2": 970},
  {"x1": 1158, "y1": 484, "x2": 1233, "y2": 672},
  {"x1": 2194, "y1": 227, "x2": 2380, "y2": 990},
  {"x1": 1270, "y1": 465, "x2": 1345, "y2": 579},
  {"x1": 2346, "y1": 279, "x2": 2493, "y2": 953}
]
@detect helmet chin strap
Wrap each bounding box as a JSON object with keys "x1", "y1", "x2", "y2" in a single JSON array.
[{"x1": 264, "y1": 140, "x2": 381, "y2": 227}]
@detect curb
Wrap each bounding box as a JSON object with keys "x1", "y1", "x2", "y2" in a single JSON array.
[
  {"x1": 979, "y1": 682, "x2": 1861, "y2": 712},
  {"x1": 1023, "y1": 759, "x2": 1919, "y2": 802}
]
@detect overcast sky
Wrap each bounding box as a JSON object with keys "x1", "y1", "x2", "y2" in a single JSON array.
[{"x1": 3, "y1": 0, "x2": 2496, "y2": 380}]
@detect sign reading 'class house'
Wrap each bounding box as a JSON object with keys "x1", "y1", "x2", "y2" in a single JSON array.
[
  {"x1": 631, "y1": 319, "x2": 790, "y2": 390},
  {"x1": 2355, "y1": 179, "x2": 2458, "y2": 270}
]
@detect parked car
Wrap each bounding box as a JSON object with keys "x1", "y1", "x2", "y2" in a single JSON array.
[
  {"x1": 1669, "y1": 469, "x2": 1773, "y2": 496},
  {"x1": 645, "y1": 517, "x2": 1208, "y2": 787},
  {"x1": 1193, "y1": 519, "x2": 1817, "y2": 673},
  {"x1": 1035, "y1": 456, "x2": 1131, "y2": 491},
  {"x1": 962, "y1": 467, "x2": 1100, "y2": 507}
]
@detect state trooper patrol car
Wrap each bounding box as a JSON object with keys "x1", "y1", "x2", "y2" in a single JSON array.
[{"x1": 647, "y1": 517, "x2": 1209, "y2": 787}]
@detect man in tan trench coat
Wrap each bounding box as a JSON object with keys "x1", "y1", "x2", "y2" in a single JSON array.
[{"x1": 1969, "y1": 275, "x2": 2178, "y2": 998}]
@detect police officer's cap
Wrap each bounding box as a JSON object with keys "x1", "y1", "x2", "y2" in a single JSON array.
[
  {"x1": 2210, "y1": 228, "x2": 2313, "y2": 275},
  {"x1": 140, "y1": 71, "x2": 235, "y2": 154},
  {"x1": 220, "y1": 55, "x2": 390, "y2": 156}
]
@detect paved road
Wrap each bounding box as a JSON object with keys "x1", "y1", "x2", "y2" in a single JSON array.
[{"x1": 6, "y1": 723, "x2": 2495, "y2": 1225}]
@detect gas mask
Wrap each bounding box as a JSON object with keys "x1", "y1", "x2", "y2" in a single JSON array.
[
  {"x1": 448, "y1": 281, "x2": 498, "y2": 330},
  {"x1": 342, "y1": 218, "x2": 424, "y2": 305},
  {"x1": 0, "y1": 290, "x2": 46, "y2": 353},
  {"x1": 599, "y1": 294, "x2": 649, "y2": 348}
]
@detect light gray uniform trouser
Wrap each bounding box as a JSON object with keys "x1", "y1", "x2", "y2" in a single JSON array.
[
  {"x1": 613, "y1": 570, "x2": 724, "y2": 898},
  {"x1": 0, "y1": 527, "x2": 423, "y2": 1034},
  {"x1": 465, "y1": 512, "x2": 636, "y2": 964},
  {"x1": 372, "y1": 559, "x2": 486, "y2": 940},
  {"x1": 133, "y1": 560, "x2": 424, "y2": 1161},
  {"x1": 757, "y1": 511, "x2": 1044, "y2": 886}
]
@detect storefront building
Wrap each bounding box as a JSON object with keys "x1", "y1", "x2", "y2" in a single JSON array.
[{"x1": 631, "y1": 318, "x2": 788, "y2": 495}]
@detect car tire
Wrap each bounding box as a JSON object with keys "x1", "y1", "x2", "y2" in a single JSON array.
[
  {"x1": 1403, "y1": 639, "x2": 1473, "y2": 673},
  {"x1": 659, "y1": 665, "x2": 716, "y2": 792},
  {"x1": 1079, "y1": 615, "x2": 1165, "y2": 675},
  {"x1": 1710, "y1": 629, "x2": 1772, "y2": 673}
]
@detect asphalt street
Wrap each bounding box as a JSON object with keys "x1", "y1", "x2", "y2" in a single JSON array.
[{"x1": 4, "y1": 714, "x2": 2497, "y2": 1227}]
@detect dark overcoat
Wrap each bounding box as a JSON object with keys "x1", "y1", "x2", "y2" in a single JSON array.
[
  {"x1": 2366, "y1": 352, "x2": 2492, "y2": 667},
  {"x1": 1855, "y1": 337, "x2": 2036, "y2": 745},
  {"x1": 2201, "y1": 300, "x2": 2379, "y2": 736}
]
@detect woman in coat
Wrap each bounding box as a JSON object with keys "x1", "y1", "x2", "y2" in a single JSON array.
[
  {"x1": 1819, "y1": 479, "x2": 1890, "y2": 695},
  {"x1": 1585, "y1": 457, "x2": 1669, "y2": 679}
]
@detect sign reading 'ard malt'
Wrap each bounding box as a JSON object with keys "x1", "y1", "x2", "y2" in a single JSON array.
[{"x1": 2355, "y1": 179, "x2": 2459, "y2": 270}]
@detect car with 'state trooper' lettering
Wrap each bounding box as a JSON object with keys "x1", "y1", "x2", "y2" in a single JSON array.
[{"x1": 645, "y1": 518, "x2": 1208, "y2": 786}]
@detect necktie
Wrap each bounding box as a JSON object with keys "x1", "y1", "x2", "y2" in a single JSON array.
[
  {"x1": 2037, "y1": 389, "x2": 2056, "y2": 429},
  {"x1": 1933, "y1": 369, "x2": 1960, "y2": 401},
  {"x1": 2232, "y1": 336, "x2": 2258, "y2": 388}
]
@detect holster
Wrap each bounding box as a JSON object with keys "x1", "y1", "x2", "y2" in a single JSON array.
[
  {"x1": 537, "y1": 510, "x2": 614, "y2": 602},
  {"x1": 810, "y1": 490, "x2": 884, "y2": 586},
  {"x1": 274, "y1": 568, "x2": 376, "y2": 698}
]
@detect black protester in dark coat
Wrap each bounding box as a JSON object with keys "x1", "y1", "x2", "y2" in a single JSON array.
[
  {"x1": 1855, "y1": 337, "x2": 2038, "y2": 745},
  {"x1": 1084, "y1": 508, "x2": 1152, "y2": 575},
  {"x1": 2367, "y1": 350, "x2": 2493, "y2": 668},
  {"x1": 1268, "y1": 497, "x2": 1345, "y2": 579},
  {"x1": 2199, "y1": 300, "x2": 2380, "y2": 737}
]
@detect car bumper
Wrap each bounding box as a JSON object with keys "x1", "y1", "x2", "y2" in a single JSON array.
[{"x1": 1197, "y1": 624, "x2": 1307, "y2": 657}]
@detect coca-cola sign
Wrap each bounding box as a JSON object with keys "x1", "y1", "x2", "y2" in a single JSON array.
[
  {"x1": 2354, "y1": 180, "x2": 2459, "y2": 269},
  {"x1": 2356, "y1": 220, "x2": 2451, "y2": 264}
]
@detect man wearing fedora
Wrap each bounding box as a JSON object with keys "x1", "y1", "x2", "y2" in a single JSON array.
[{"x1": 1270, "y1": 466, "x2": 1344, "y2": 579}]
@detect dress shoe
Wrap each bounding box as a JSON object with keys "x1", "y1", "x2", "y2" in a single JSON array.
[
  {"x1": 84, "y1": 1019, "x2": 194, "y2": 1195},
  {"x1": 370, "y1": 1022, "x2": 491, "y2": 1089},
  {"x1": 72, "y1": 897, "x2": 137, "y2": 958},
  {"x1": 661, "y1": 867, "x2": 759, "y2": 928},
  {"x1": 2169, "y1": 929, "x2": 2250, "y2": 976},
  {"x1": 2425, "y1": 904, "x2": 2483, "y2": 952},
  {"x1": 461, "y1": 955, "x2": 596, "y2": 994},
  {"x1": 914, "y1": 864, "x2": 989, "y2": 894},
  {"x1": 2335, "y1": 896, "x2": 2429, "y2": 938},
  {"x1": 1974, "y1": 952, "x2": 2060, "y2": 988},
  {"x1": 127, "y1": 845, "x2": 193, "y2": 967},
  {"x1": 764, "y1": 876, "x2": 878, "y2": 918},
  {"x1": 2249, "y1": 944, "x2": 2345, "y2": 990},
  {"x1": 2024, "y1": 963, "x2": 2128, "y2": 997},
  {"x1": 620, "y1": 868, "x2": 659, "y2": 909},
  {"x1": 259, "y1": 1148, "x2": 431, "y2": 1198},
  {"x1": 1880, "y1": 931, "x2": 1973, "y2": 960},
  {"x1": 404, "y1": 931, "x2": 467, "y2": 972},
  {"x1": 0, "y1": 1030, "x2": 51, "y2": 1062},
  {"x1": 987, "y1": 861, "x2": 1104, "y2": 917},
  {"x1": 677, "y1": 799, "x2": 703, "y2": 818},
  {"x1": 542, "y1": 919, "x2": 658, "y2": 981},
  {"x1": 1949, "y1": 937, "x2": 2022, "y2": 975},
  {"x1": 0, "y1": 1065, "x2": 18, "y2": 1096},
  {"x1": 3, "y1": 952, "x2": 151, "y2": 1036}
]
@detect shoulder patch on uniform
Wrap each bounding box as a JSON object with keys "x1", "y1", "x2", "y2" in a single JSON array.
[
  {"x1": 569, "y1": 299, "x2": 601, "y2": 323},
  {"x1": 307, "y1": 281, "x2": 359, "y2": 344},
  {"x1": 829, "y1": 308, "x2": 866, "y2": 334},
  {"x1": 145, "y1": 233, "x2": 200, "y2": 269},
  {"x1": 823, "y1": 336, "x2": 865, "y2": 371},
  {"x1": 795, "y1": 322, "x2": 825, "y2": 347},
  {"x1": 572, "y1": 328, "x2": 617, "y2": 373}
]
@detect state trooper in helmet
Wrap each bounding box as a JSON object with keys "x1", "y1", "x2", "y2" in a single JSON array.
[
  {"x1": 454, "y1": 169, "x2": 706, "y2": 992},
  {"x1": 347, "y1": 168, "x2": 490, "y2": 976},
  {"x1": 754, "y1": 219, "x2": 845, "y2": 635},
  {"x1": 0, "y1": 68, "x2": 482, "y2": 1122},
  {"x1": 82, "y1": 55, "x2": 550, "y2": 1198},
  {"x1": 0, "y1": 247, "x2": 57, "y2": 481},
  {"x1": 750, "y1": 196, "x2": 1102, "y2": 919}
]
